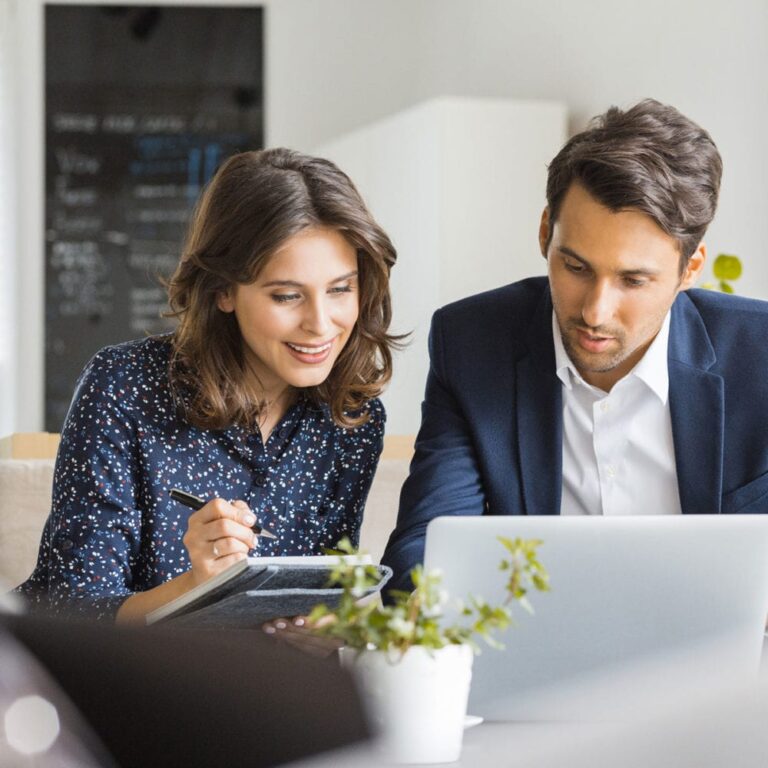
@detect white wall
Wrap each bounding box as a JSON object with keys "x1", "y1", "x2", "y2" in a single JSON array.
[
  {"x1": 266, "y1": 0, "x2": 422, "y2": 150},
  {"x1": 0, "y1": 0, "x2": 16, "y2": 435},
  {"x1": 2, "y1": 0, "x2": 44, "y2": 435},
  {"x1": 314, "y1": 97, "x2": 566, "y2": 433},
  {"x1": 410, "y1": 0, "x2": 768, "y2": 299},
  {"x1": 269, "y1": 0, "x2": 768, "y2": 301},
  {"x1": 5, "y1": 0, "x2": 768, "y2": 431}
]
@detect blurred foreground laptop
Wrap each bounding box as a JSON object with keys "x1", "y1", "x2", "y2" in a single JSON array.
[
  {"x1": 424, "y1": 515, "x2": 768, "y2": 721},
  {"x1": 0, "y1": 613, "x2": 369, "y2": 767}
]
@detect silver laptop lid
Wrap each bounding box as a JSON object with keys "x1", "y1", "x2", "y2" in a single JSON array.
[{"x1": 424, "y1": 515, "x2": 768, "y2": 721}]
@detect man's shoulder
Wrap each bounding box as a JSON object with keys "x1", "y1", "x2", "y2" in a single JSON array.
[
  {"x1": 678, "y1": 289, "x2": 768, "y2": 371},
  {"x1": 434, "y1": 276, "x2": 548, "y2": 329},
  {"x1": 685, "y1": 287, "x2": 768, "y2": 317},
  {"x1": 683, "y1": 289, "x2": 768, "y2": 337}
]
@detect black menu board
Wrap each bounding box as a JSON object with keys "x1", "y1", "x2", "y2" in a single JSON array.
[{"x1": 45, "y1": 5, "x2": 263, "y2": 431}]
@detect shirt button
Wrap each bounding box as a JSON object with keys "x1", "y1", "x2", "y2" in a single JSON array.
[
  {"x1": 600, "y1": 401, "x2": 610, "y2": 413},
  {"x1": 253, "y1": 471, "x2": 268, "y2": 487},
  {"x1": 60, "y1": 539, "x2": 74, "y2": 551},
  {"x1": 605, "y1": 465, "x2": 616, "y2": 478},
  {"x1": 278, "y1": 426, "x2": 290, "y2": 439}
]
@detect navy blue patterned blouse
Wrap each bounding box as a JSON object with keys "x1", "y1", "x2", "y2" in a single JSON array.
[{"x1": 18, "y1": 335, "x2": 385, "y2": 620}]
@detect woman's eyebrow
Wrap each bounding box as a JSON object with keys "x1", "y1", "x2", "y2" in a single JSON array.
[
  {"x1": 329, "y1": 270, "x2": 358, "y2": 284},
  {"x1": 261, "y1": 270, "x2": 358, "y2": 288}
]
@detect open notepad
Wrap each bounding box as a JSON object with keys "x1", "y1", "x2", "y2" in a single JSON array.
[{"x1": 145, "y1": 555, "x2": 392, "y2": 630}]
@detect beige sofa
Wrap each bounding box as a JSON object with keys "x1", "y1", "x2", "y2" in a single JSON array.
[{"x1": 0, "y1": 433, "x2": 410, "y2": 589}]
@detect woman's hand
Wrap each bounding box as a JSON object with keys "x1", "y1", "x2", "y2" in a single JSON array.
[
  {"x1": 183, "y1": 498, "x2": 257, "y2": 586},
  {"x1": 262, "y1": 615, "x2": 345, "y2": 658}
]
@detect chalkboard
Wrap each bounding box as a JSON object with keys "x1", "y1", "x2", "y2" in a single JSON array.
[{"x1": 45, "y1": 5, "x2": 263, "y2": 431}]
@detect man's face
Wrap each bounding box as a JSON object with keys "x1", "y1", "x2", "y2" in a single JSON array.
[{"x1": 540, "y1": 183, "x2": 705, "y2": 392}]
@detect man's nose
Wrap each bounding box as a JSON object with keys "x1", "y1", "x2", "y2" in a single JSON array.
[{"x1": 581, "y1": 281, "x2": 616, "y2": 329}]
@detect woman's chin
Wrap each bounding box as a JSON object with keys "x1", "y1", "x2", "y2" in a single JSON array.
[{"x1": 282, "y1": 364, "x2": 335, "y2": 389}]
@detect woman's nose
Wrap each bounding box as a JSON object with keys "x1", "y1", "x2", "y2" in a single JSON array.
[{"x1": 301, "y1": 298, "x2": 331, "y2": 336}]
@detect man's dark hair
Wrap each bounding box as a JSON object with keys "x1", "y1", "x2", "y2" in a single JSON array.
[{"x1": 545, "y1": 99, "x2": 722, "y2": 267}]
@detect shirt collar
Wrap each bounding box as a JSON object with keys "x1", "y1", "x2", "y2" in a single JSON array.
[
  {"x1": 631, "y1": 311, "x2": 670, "y2": 404},
  {"x1": 552, "y1": 310, "x2": 671, "y2": 404}
]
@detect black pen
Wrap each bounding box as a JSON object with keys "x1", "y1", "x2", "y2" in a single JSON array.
[{"x1": 169, "y1": 488, "x2": 278, "y2": 540}]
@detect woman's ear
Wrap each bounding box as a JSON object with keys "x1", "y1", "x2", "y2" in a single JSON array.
[{"x1": 217, "y1": 288, "x2": 235, "y2": 313}]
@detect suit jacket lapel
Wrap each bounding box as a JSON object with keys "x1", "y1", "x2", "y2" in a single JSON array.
[
  {"x1": 516, "y1": 287, "x2": 563, "y2": 516},
  {"x1": 668, "y1": 293, "x2": 724, "y2": 514}
]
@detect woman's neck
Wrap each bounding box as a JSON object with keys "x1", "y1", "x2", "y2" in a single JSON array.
[{"x1": 257, "y1": 385, "x2": 296, "y2": 443}]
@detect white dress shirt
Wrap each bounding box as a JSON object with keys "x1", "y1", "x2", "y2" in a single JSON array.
[{"x1": 553, "y1": 311, "x2": 682, "y2": 516}]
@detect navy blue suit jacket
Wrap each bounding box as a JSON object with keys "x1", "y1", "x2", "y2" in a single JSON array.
[{"x1": 381, "y1": 277, "x2": 768, "y2": 591}]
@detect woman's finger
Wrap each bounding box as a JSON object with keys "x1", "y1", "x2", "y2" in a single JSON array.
[
  {"x1": 280, "y1": 633, "x2": 344, "y2": 658},
  {"x1": 203, "y1": 517, "x2": 257, "y2": 548},
  {"x1": 182, "y1": 498, "x2": 255, "y2": 585},
  {"x1": 262, "y1": 616, "x2": 345, "y2": 658},
  {"x1": 208, "y1": 536, "x2": 251, "y2": 559},
  {"x1": 191, "y1": 498, "x2": 256, "y2": 527}
]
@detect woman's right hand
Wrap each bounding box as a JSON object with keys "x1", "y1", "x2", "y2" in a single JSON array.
[{"x1": 182, "y1": 498, "x2": 257, "y2": 586}]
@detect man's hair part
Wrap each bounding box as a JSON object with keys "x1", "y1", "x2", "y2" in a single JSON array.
[{"x1": 545, "y1": 99, "x2": 722, "y2": 271}]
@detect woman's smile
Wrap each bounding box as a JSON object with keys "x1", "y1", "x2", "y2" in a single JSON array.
[{"x1": 284, "y1": 337, "x2": 337, "y2": 364}]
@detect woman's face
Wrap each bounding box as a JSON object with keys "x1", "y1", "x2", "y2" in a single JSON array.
[{"x1": 217, "y1": 227, "x2": 360, "y2": 397}]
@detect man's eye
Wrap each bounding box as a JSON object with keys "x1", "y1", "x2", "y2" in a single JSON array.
[
  {"x1": 272, "y1": 293, "x2": 300, "y2": 303},
  {"x1": 564, "y1": 261, "x2": 585, "y2": 274},
  {"x1": 624, "y1": 277, "x2": 646, "y2": 288}
]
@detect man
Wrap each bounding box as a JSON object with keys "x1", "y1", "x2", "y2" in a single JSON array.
[{"x1": 382, "y1": 99, "x2": 768, "y2": 592}]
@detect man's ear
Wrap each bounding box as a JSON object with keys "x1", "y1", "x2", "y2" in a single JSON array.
[
  {"x1": 538, "y1": 208, "x2": 551, "y2": 259},
  {"x1": 217, "y1": 288, "x2": 235, "y2": 313},
  {"x1": 680, "y1": 242, "x2": 707, "y2": 290}
]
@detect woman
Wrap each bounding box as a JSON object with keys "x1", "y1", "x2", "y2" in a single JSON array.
[{"x1": 18, "y1": 148, "x2": 400, "y2": 623}]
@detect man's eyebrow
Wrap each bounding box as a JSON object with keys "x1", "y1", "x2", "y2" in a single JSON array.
[
  {"x1": 617, "y1": 267, "x2": 661, "y2": 277},
  {"x1": 558, "y1": 246, "x2": 660, "y2": 276},
  {"x1": 261, "y1": 270, "x2": 358, "y2": 288}
]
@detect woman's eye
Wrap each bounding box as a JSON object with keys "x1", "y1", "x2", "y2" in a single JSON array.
[
  {"x1": 329, "y1": 284, "x2": 353, "y2": 295},
  {"x1": 271, "y1": 293, "x2": 300, "y2": 304}
]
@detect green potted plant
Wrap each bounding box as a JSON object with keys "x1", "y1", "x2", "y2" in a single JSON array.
[
  {"x1": 701, "y1": 253, "x2": 742, "y2": 293},
  {"x1": 308, "y1": 537, "x2": 549, "y2": 764}
]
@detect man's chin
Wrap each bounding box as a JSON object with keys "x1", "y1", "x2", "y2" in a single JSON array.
[{"x1": 568, "y1": 348, "x2": 625, "y2": 376}]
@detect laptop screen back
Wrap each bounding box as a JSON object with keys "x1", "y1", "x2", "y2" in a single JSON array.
[{"x1": 424, "y1": 515, "x2": 768, "y2": 721}]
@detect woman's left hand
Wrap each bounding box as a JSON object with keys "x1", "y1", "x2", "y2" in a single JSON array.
[{"x1": 262, "y1": 615, "x2": 344, "y2": 658}]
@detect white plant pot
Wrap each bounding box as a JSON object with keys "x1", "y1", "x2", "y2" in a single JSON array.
[{"x1": 339, "y1": 644, "x2": 474, "y2": 764}]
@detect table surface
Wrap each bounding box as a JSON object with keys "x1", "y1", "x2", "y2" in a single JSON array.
[
  {"x1": 288, "y1": 708, "x2": 768, "y2": 768},
  {"x1": 286, "y1": 638, "x2": 768, "y2": 767}
]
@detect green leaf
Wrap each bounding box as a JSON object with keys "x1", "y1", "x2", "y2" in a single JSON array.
[
  {"x1": 719, "y1": 280, "x2": 735, "y2": 294},
  {"x1": 713, "y1": 254, "x2": 742, "y2": 281},
  {"x1": 307, "y1": 536, "x2": 550, "y2": 653}
]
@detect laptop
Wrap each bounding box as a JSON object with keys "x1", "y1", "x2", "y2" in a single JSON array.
[
  {"x1": 424, "y1": 515, "x2": 768, "y2": 721},
  {"x1": 1, "y1": 613, "x2": 370, "y2": 766}
]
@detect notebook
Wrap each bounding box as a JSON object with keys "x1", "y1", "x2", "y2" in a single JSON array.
[
  {"x1": 424, "y1": 515, "x2": 768, "y2": 721},
  {"x1": 146, "y1": 554, "x2": 391, "y2": 629}
]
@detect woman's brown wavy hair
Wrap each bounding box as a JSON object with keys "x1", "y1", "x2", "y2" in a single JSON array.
[{"x1": 166, "y1": 148, "x2": 401, "y2": 430}]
